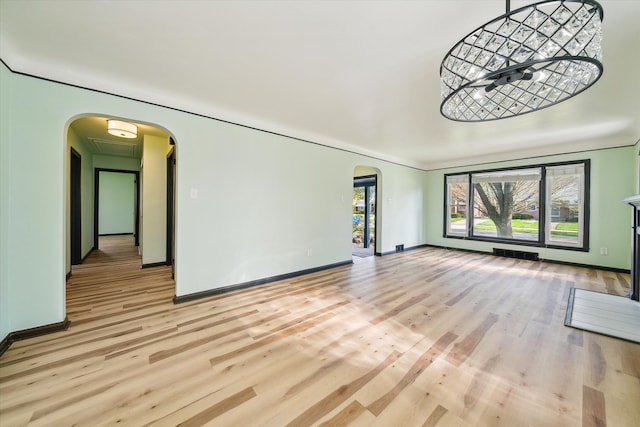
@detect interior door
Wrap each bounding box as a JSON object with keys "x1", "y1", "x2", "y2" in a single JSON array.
[
  {"x1": 70, "y1": 148, "x2": 82, "y2": 265},
  {"x1": 166, "y1": 148, "x2": 176, "y2": 278},
  {"x1": 134, "y1": 172, "x2": 140, "y2": 246}
]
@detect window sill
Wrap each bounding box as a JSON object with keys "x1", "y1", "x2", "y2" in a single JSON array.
[{"x1": 443, "y1": 234, "x2": 588, "y2": 252}]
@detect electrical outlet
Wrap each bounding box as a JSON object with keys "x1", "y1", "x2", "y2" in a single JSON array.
[
  {"x1": 307, "y1": 248, "x2": 313, "y2": 256},
  {"x1": 599, "y1": 247, "x2": 608, "y2": 255}
]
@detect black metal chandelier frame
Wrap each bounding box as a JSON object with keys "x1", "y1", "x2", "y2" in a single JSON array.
[{"x1": 440, "y1": 0, "x2": 604, "y2": 122}]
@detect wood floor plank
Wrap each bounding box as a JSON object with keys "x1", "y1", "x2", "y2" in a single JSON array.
[
  {"x1": 1, "y1": 235, "x2": 638, "y2": 426},
  {"x1": 148, "y1": 310, "x2": 288, "y2": 364},
  {"x1": 422, "y1": 404, "x2": 448, "y2": 427},
  {"x1": 317, "y1": 400, "x2": 369, "y2": 427},
  {"x1": 582, "y1": 385, "x2": 606, "y2": 427},
  {"x1": 173, "y1": 386, "x2": 257, "y2": 427},
  {"x1": 208, "y1": 311, "x2": 338, "y2": 367},
  {"x1": 446, "y1": 312, "x2": 499, "y2": 367},
  {"x1": 367, "y1": 331, "x2": 458, "y2": 416},
  {"x1": 285, "y1": 350, "x2": 402, "y2": 427}
]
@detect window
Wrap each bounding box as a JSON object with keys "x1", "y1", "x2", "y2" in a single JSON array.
[
  {"x1": 444, "y1": 160, "x2": 589, "y2": 250},
  {"x1": 545, "y1": 164, "x2": 585, "y2": 248},
  {"x1": 446, "y1": 175, "x2": 469, "y2": 236},
  {"x1": 472, "y1": 168, "x2": 541, "y2": 242}
]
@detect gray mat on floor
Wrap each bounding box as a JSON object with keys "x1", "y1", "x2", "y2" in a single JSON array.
[{"x1": 565, "y1": 288, "x2": 640, "y2": 344}]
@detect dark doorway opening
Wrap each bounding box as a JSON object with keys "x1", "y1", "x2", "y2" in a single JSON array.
[
  {"x1": 166, "y1": 146, "x2": 176, "y2": 278},
  {"x1": 70, "y1": 148, "x2": 82, "y2": 265}
]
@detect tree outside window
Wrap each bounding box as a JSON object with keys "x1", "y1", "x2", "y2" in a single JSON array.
[
  {"x1": 444, "y1": 161, "x2": 588, "y2": 250},
  {"x1": 472, "y1": 168, "x2": 541, "y2": 241}
]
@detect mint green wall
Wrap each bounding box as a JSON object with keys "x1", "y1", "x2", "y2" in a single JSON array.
[
  {"x1": 633, "y1": 139, "x2": 640, "y2": 194},
  {"x1": 0, "y1": 62, "x2": 12, "y2": 340},
  {"x1": 371, "y1": 161, "x2": 425, "y2": 252},
  {"x1": 2, "y1": 68, "x2": 68, "y2": 333},
  {"x1": 424, "y1": 146, "x2": 635, "y2": 270},
  {"x1": 0, "y1": 65, "x2": 428, "y2": 336},
  {"x1": 93, "y1": 154, "x2": 140, "y2": 171},
  {"x1": 99, "y1": 172, "x2": 135, "y2": 235},
  {"x1": 172, "y1": 121, "x2": 426, "y2": 291},
  {"x1": 141, "y1": 135, "x2": 170, "y2": 265},
  {"x1": 1, "y1": 61, "x2": 634, "y2": 339}
]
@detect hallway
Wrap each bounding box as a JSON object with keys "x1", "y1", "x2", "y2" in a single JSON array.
[{"x1": 67, "y1": 235, "x2": 175, "y2": 325}]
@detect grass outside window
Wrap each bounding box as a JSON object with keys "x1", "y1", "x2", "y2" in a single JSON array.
[{"x1": 473, "y1": 219, "x2": 578, "y2": 237}]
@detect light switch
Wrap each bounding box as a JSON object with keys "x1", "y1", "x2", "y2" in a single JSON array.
[{"x1": 190, "y1": 188, "x2": 198, "y2": 199}]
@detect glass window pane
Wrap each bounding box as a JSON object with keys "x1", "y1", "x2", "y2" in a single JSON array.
[
  {"x1": 447, "y1": 180, "x2": 468, "y2": 236},
  {"x1": 444, "y1": 162, "x2": 587, "y2": 249},
  {"x1": 547, "y1": 165, "x2": 583, "y2": 246},
  {"x1": 472, "y1": 175, "x2": 540, "y2": 241}
]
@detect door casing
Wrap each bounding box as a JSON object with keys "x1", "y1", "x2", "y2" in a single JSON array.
[{"x1": 93, "y1": 168, "x2": 140, "y2": 249}]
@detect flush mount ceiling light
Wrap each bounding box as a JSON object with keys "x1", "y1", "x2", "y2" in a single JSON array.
[
  {"x1": 107, "y1": 119, "x2": 138, "y2": 138},
  {"x1": 440, "y1": 0, "x2": 603, "y2": 122}
]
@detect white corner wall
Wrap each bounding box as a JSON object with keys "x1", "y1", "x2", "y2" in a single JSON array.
[{"x1": 141, "y1": 135, "x2": 170, "y2": 265}]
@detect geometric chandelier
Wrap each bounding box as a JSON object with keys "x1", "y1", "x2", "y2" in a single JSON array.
[{"x1": 440, "y1": 0, "x2": 603, "y2": 121}]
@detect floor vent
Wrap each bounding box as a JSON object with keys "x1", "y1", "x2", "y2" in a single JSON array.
[
  {"x1": 396, "y1": 244, "x2": 404, "y2": 252},
  {"x1": 493, "y1": 248, "x2": 539, "y2": 261}
]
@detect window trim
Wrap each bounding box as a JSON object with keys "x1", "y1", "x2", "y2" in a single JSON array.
[
  {"x1": 469, "y1": 166, "x2": 544, "y2": 243},
  {"x1": 444, "y1": 175, "x2": 470, "y2": 237},
  {"x1": 443, "y1": 160, "x2": 590, "y2": 252}
]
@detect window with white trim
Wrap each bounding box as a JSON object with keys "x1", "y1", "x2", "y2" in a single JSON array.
[{"x1": 444, "y1": 160, "x2": 589, "y2": 250}]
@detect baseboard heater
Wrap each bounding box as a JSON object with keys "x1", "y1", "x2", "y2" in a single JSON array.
[{"x1": 493, "y1": 248, "x2": 539, "y2": 261}]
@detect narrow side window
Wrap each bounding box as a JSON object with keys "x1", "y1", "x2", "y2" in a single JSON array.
[
  {"x1": 446, "y1": 174, "x2": 469, "y2": 237},
  {"x1": 545, "y1": 163, "x2": 585, "y2": 248}
]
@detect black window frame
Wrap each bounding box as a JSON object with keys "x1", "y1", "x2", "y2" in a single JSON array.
[{"x1": 443, "y1": 159, "x2": 590, "y2": 252}]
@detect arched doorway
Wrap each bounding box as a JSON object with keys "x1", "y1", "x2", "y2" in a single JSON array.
[
  {"x1": 65, "y1": 115, "x2": 177, "y2": 305},
  {"x1": 353, "y1": 166, "x2": 381, "y2": 258}
]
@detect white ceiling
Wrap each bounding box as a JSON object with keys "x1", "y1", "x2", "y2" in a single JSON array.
[
  {"x1": 70, "y1": 116, "x2": 170, "y2": 159},
  {"x1": 1, "y1": 0, "x2": 638, "y2": 170}
]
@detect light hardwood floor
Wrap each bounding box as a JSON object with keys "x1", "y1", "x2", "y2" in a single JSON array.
[{"x1": 1, "y1": 235, "x2": 638, "y2": 426}]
